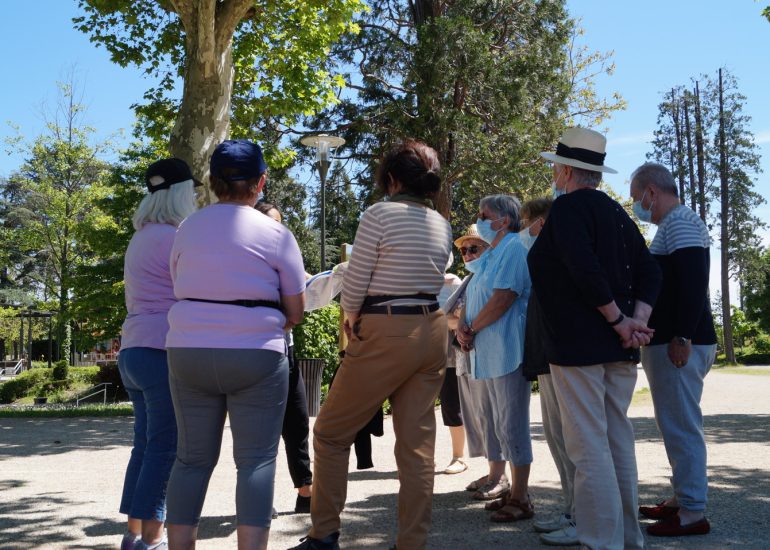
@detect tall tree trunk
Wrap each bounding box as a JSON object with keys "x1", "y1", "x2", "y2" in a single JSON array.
[
  {"x1": 168, "y1": 1, "x2": 253, "y2": 205},
  {"x1": 694, "y1": 81, "x2": 708, "y2": 222},
  {"x1": 682, "y1": 95, "x2": 697, "y2": 211},
  {"x1": 718, "y1": 68, "x2": 736, "y2": 363},
  {"x1": 671, "y1": 90, "x2": 686, "y2": 204}
]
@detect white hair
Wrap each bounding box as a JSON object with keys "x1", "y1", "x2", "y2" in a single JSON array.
[
  {"x1": 132, "y1": 180, "x2": 197, "y2": 230},
  {"x1": 555, "y1": 162, "x2": 602, "y2": 187}
]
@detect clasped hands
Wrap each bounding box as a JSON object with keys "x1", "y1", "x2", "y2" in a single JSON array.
[
  {"x1": 456, "y1": 324, "x2": 475, "y2": 352},
  {"x1": 613, "y1": 316, "x2": 654, "y2": 349}
]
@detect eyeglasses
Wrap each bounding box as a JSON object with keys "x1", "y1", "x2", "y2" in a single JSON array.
[{"x1": 460, "y1": 245, "x2": 483, "y2": 255}]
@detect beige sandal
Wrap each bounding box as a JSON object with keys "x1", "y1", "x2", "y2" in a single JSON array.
[{"x1": 465, "y1": 474, "x2": 488, "y2": 492}]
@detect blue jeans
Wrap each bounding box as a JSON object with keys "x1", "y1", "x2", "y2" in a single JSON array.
[
  {"x1": 165, "y1": 348, "x2": 288, "y2": 528},
  {"x1": 641, "y1": 343, "x2": 716, "y2": 512},
  {"x1": 119, "y1": 347, "x2": 178, "y2": 521}
]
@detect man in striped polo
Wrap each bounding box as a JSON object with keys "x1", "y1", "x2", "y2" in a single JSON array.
[{"x1": 630, "y1": 162, "x2": 717, "y2": 538}]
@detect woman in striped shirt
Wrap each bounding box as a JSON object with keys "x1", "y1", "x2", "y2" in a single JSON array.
[{"x1": 293, "y1": 140, "x2": 452, "y2": 550}]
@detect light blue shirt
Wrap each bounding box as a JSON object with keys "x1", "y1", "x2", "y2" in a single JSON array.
[{"x1": 464, "y1": 232, "x2": 530, "y2": 379}]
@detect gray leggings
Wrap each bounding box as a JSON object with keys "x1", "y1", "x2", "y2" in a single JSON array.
[{"x1": 165, "y1": 348, "x2": 288, "y2": 527}]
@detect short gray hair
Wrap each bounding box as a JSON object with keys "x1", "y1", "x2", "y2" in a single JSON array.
[
  {"x1": 554, "y1": 162, "x2": 603, "y2": 188},
  {"x1": 631, "y1": 162, "x2": 679, "y2": 196},
  {"x1": 479, "y1": 194, "x2": 521, "y2": 231},
  {"x1": 132, "y1": 180, "x2": 197, "y2": 230}
]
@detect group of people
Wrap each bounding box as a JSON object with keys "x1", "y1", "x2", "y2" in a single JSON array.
[{"x1": 117, "y1": 127, "x2": 716, "y2": 550}]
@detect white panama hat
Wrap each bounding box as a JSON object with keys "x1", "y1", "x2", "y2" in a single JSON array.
[{"x1": 540, "y1": 127, "x2": 617, "y2": 174}]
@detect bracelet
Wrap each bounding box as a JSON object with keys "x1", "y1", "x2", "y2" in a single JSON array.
[
  {"x1": 468, "y1": 321, "x2": 477, "y2": 335},
  {"x1": 607, "y1": 313, "x2": 625, "y2": 327}
]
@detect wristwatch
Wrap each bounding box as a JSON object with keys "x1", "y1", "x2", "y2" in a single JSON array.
[
  {"x1": 674, "y1": 336, "x2": 690, "y2": 346},
  {"x1": 468, "y1": 321, "x2": 477, "y2": 335}
]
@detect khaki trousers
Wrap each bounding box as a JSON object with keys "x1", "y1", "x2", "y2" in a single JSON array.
[
  {"x1": 309, "y1": 310, "x2": 447, "y2": 549},
  {"x1": 550, "y1": 362, "x2": 644, "y2": 550}
]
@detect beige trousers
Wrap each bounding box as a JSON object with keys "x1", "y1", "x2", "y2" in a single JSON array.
[
  {"x1": 309, "y1": 310, "x2": 447, "y2": 550},
  {"x1": 550, "y1": 362, "x2": 644, "y2": 550}
]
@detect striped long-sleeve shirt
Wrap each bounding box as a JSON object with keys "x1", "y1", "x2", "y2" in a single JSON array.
[
  {"x1": 647, "y1": 205, "x2": 716, "y2": 345},
  {"x1": 340, "y1": 200, "x2": 453, "y2": 314}
]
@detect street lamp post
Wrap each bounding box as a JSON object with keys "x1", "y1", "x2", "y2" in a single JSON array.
[{"x1": 300, "y1": 134, "x2": 346, "y2": 271}]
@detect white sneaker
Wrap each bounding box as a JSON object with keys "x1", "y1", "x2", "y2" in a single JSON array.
[
  {"x1": 443, "y1": 458, "x2": 468, "y2": 475},
  {"x1": 540, "y1": 523, "x2": 578, "y2": 546},
  {"x1": 533, "y1": 513, "x2": 572, "y2": 533}
]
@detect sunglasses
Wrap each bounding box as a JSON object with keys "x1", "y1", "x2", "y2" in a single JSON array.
[{"x1": 460, "y1": 245, "x2": 483, "y2": 255}]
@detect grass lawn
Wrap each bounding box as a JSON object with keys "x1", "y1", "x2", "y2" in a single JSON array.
[
  {"x1": 631, "y1": 386, "x2": 653, "y2": 406},
  {"x1": 713, "y1": 365, "x2": 770, "y2": 376},
  {"x1": 0, "y1": 402, "x2": 133, "y2": 418}
]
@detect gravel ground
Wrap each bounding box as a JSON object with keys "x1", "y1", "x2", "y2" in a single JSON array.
[{"x1": 1, "y1": 366, "x2": 768, "y2": 549}]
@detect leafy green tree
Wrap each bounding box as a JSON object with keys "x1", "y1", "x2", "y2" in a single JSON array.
[
  {"x1": 713, "y1": 68, "x2": 765, "y2": 362},
  {"x1": 70, "y1": 142, "x2": 154, "y2": 352},
  {"x1": 743, "y1": 248, "x2": 770, "y2": 333},
  {"x1": 307, "y1": 0, "x2": 624, "y2": 224},
  {"x1": 4, "y1": 82, "x2": 113, "y2": 358},
  {"x1": 74, "y1": 0, "x2": 365, "y2": 202}
]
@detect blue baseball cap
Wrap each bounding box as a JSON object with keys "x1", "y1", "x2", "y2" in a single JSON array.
[{"x1": 210, "y1": 139, "x2": 267, "y2": 181}]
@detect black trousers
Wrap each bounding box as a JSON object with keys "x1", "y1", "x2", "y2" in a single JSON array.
[
  {"x1": 439, "y1": 367, "x2": 463, "y2": 427},
  {"x1": 282, "y1": 346, "x2": 313, "y2": 488}
]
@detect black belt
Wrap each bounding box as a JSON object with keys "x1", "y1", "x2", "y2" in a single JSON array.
[
  {"x1": 362, "y1": 293, "x2": 437, "y2": 306},
  {"x1": 183, "y1": 298, "x2": 282, "y2": 311},
  {"x1": 359, "y1": 293, "x2": 440, "y2": 316}
]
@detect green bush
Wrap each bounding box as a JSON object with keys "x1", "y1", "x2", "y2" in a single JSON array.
[
  {"x1": 0, "y1": 368, "x2": 51, "y2": 404},
  {"x1": 293, "y1": 303, "x2": 341, "y2": 395},
  {"x1": 753, "y1": 333, "x2": 770, "y2": 354},
  {"x1": 70, "y1": 366, "x2": 101, "y2": 385},
  {"x1": 52, "y1": 359, "x2": 69, "y2": 382}
]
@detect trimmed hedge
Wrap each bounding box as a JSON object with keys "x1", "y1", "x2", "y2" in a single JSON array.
[
  {"x1": 0, "y1": 365, "x2": 113, "y2": 404},
  {"x1": 0, "y1": 368, "x2": 51, "y2": 404}
]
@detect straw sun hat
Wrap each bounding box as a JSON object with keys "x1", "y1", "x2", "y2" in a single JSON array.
[{"x1": 540, "y1": 127, "x2": 617, "y2": 174}]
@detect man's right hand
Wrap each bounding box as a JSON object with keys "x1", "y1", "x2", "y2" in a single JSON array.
[{"x1": 613, "y1": 316, "x2": 654, "y2": 348}]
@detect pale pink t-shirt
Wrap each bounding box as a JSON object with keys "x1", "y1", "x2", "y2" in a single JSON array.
[
  {"x1": 121, "y1": 223, "x2": 178, "y2": 350},
  {"x1": 165, "y1": 204, "x2": 306, "y2": 352}
]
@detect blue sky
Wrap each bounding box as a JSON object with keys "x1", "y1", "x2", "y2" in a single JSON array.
[{"x1": 1, "y1": 1, "x2": 768, "y2": 295}]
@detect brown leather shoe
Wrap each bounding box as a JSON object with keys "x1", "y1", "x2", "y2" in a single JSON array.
[
  {"x1": 639, "y1": 500, "x2": 679, "y2": 519},
  {"x1": 647, "y1": 516, "x2": 710, "y2": 537}
]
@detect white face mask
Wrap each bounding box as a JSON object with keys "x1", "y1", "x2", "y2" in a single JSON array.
[
  {"x1": 518, "y1": 227, "x2": 537, "y2": 250},
  {"x1": 551, "y1": 166, "x2": 566, "y2": 198}
]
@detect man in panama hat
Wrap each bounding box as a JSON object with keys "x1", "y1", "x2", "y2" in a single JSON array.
[{"x1": 527, "y1": 127, "x2": 663, "y2": 549}]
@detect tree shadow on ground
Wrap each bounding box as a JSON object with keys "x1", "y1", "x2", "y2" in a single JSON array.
[
  {"x1": 0, "y1": 417, "x2": 132, "y2": 461},
  {"x1": 277, "y1": 481, "x2": 567, "y2": 549},
  {"x1": 0, "y1": 485, "x2": 102, "y2": 549},
  {"x1": 638, "y1": 463, "x2": 770, "y2": 549},
  {"x1": 632, "y1": 414, "x2": 770, "y2": 444}
]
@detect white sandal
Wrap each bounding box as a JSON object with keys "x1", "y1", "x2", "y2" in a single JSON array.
[{"x1": 443, "y1": 457, "x2": 468, "y2": 475}]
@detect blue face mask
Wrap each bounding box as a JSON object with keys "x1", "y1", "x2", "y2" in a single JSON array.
[
  {"x1": 476, "y1": 217, "x2": 503, "y2": 244},
  {"x1": 464, "y1": 256, "x2": 483, "y2": 273},
  {"x1": 518, "y1": 228, "x2": 537, "y2": 250},
  {"x1": 551, "y1": 182, "x2": 565, "y2": 199},
  {"x1": 632, "y1": 190, "x2": 653, "y2": 223}
]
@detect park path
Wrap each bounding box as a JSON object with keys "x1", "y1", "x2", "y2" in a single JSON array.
[{"x1": 1, "y1": 367, "x2": 768, "y2": 549}]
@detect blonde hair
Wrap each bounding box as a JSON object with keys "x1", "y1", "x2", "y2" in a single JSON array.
[{"x1": 132, "y1": 180, "x2": 197, "y2": 230}]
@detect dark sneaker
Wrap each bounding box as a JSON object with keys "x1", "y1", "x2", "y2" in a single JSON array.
[
  {"x1": 295, "y1": 494, "x2": 311, "y2": 513},
  {"x1": 288, "y1": 532, "x2": 340, "y2": 550},
  {"x1": 647, "y1": 516, "x2": 710, "y2": 537},
  {"x1": 120, "y1": 532, "x2": 139, "y2": 550}
]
